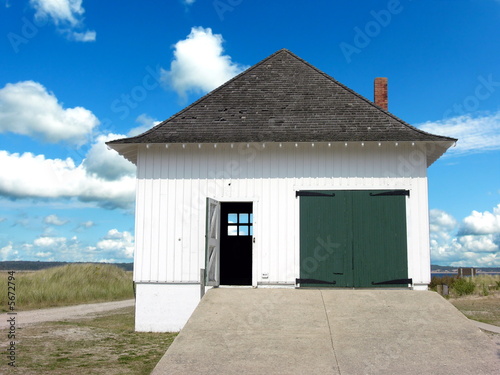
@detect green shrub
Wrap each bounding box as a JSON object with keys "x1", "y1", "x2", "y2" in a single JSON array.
[
  {"x1": 452, "y1": 277, "x2": 475, "y2": 296},
  {"x1": 481, "y1": 282, "x2": 489, "y2": 296}
]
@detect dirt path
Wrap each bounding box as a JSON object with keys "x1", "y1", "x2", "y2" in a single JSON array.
[{"x1": 1, "y1": 299, "x2": 135, "y2": 329}]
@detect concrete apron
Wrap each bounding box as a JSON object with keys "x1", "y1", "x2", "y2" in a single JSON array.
[{"x1": 151, "y1": 289, "x2": 499, "y2": 375}]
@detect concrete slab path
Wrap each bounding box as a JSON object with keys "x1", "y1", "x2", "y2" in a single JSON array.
[
  {"x1": 473, "y1": 320, "x2": 500, "y2": 334},
  {"x1": 152, "y1": 289, "x2": 499, "y2": 375}
]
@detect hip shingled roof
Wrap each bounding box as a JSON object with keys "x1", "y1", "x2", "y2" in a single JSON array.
[{"x1": 108, "y1": 49, "x2": 456, "y2": 145}]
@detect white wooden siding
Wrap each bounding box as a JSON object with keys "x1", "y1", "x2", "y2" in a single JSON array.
[{"x1": 134, "y1": 142, "x2": 431, "y2": 286}]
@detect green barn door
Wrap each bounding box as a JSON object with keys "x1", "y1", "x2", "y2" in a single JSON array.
[
  {"x1": 299, "y1": 191, "x2": 353, "y2": 287},
  {"x1": 299, "y1": 190, "x2": 409, "y2": 288},
  {"x1": 352, "y1": 191, "x2": 409, "y2": 288}
]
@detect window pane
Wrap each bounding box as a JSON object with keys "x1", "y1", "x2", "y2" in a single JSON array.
[
  {"x1": 249, "y1": 213, "x2": 253, "y2": 224},
  {"x1": 239, "y1": 213, "x2": 249, "y2": 224},
  {"x1": 228, "y1": 225, "x2": 238, "y2": 236},
  {"x1": 228, "y1": 214, "x2": 238, "y2": 224},
  {"x1": 239, "y1": 226, "x2": 249, "y2": 236},
  {"x1": 250, "y1": 225, "x2": 253, "y2": 236}
]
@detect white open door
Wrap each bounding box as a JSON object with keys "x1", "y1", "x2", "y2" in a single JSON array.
[{"x1": 205, "y1": 198, "x2": 220, "y2": 286}]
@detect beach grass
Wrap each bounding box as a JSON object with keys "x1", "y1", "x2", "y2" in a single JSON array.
[
  {"x1": 0, "y1": 264, "x2": 134, "y2": 311},
  {"x1": 430, "y1": 274, "x2": 500, "y2": 298}
]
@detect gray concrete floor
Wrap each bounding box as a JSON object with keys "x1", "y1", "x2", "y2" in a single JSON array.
[{"x1": 152, "y1": 289, "x2": 499, "y2": 375}]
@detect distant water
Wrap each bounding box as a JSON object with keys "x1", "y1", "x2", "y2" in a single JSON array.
[
  {"x1": 431, "y1": 272, "x2": 500, "y2": 278},
  {"x1": 431, "y1": 273, "x2": 456, "y2": 278}
]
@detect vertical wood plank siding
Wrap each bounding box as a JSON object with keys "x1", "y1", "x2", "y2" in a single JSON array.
[{"x1": 134, "y1": 142, "x2": 430, "y2": 285}]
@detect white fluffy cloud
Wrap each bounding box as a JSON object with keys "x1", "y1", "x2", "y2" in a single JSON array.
[
  {"x1": 78, "y1": 220, "x2": 95, "y2": 229},
  {"x1": 31, "y1": 0, "x2": 84, "y2": 26},
  {"x1": 458, "y1": 235, "x2": 498, "y2": 253},
  {"x1": 44, "y1": 214, "x2": 69, "y2": 226},
  {"x1": 430, "y1": 206, "x2": 500, "y2": 267},
  {"x1": 0, "y1": 242, "x2": 17, "y2": 261},
  {"x1": 29, "y1": 235, "x2": 92, "y2": 262},
  {"x1": 32, "y1": 230, "x2": 133, "y2": 261},
  {"x1": 96, "y1": 229, "x2": 134, "y2": 259},
  {"x1": 70, "y1": 30, "x2": 96, "y2": 42},
  {"x1": 0, "y1": 81, "x2": 99, "y2": 145},
  {"x1": 430, "y1": 209, "x2": 457, "y2": 234},
  {"x1": 0, "y1": 149, "x2": 135, "y2": 209},
  {"x1": 83, "y1": 133, "x2": 136, "y2": 181},
  {"x1": 460, "y1": 204, "x2": 500, "y2": 235},
  {"x1": 161, "y1": 27, "x2": 247, "y2": 98},
  {"x1": 30, "y1": 0, "x2": 96, "y2": 41},
  {"x1": 418, "y1": 112, "x2": 500, "y2": 155},
  {"x1": 3, "y1": 229, "x2": 134, "y2": 262},
  {"x1": 34, "y1": 236, "x2": 67, "y2": 247}
]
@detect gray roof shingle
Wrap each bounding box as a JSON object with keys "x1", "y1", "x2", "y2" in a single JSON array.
[{"x1": 108, "y1": 49, "x2": 456, "y2": 164}]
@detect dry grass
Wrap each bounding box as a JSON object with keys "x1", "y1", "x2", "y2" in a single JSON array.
[
  {"x1": 0, "y1": 264, "x2": 134, "y2": 311},
  {"x1": 432, "y1": 275, "x2": 500, "y2": 327},
  {"x1": 450, "y1": 294, "x2": 500, "y2": 327},
  {"x1": 7, "y1": 306, "x2": 177, "y2": 375},
  {"x1": 472, "y1": 274, "x2": 500, "y2": 296}
]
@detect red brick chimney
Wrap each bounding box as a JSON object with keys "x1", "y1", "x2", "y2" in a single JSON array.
[{"x1": 374, "y1": 77, "x2": 388, "y2": 110}]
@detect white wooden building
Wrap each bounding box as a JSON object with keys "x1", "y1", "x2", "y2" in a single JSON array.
[{"x1": 108, "y1": 49, "x2": 456, "y2": 332}]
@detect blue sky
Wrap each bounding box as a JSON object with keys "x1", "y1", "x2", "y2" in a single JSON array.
[{"x1": 0, "y1": 0, "x2": 499, "y2": 266}]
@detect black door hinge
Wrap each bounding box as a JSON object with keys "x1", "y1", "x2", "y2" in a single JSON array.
[
  {"x1": 371, "y1": 278, "x2": 412, "y2": 285},
  {"x1": 369, "y1": 190, "x2": 410, "y2": 197},
  {"x1": 296, "y1": 191, "x2": 336, "y2": 198}
]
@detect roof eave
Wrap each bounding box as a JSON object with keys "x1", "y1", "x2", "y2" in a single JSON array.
[
  {"x1": 106, "y1": 138, "x2": 456, "y2": 168},
  {"x1": 426, "y1": 140, "x2": 456, "y2": 167},
  {"x1": 106, "y1": 142, "x2": 138, "y2": 165}
]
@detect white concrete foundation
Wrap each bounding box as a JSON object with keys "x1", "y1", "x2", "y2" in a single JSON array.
[
  {"x1": 412, "y1": 283, "x2": 429, "y2": 291},
  {"x1": 135, "y1": 283, "x2": 201, "y2": 332}
]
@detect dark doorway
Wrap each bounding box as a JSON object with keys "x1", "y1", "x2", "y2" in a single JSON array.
[{"x1": 220, "y1": 202, "x2": 253, "y2": 285}]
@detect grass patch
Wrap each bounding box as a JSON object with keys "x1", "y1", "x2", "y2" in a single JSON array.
[
  {"x1": 8, "y1": 306, "x2": 177, "y2": 375},
  {"x1": 450, "y1": 295, "x2": 500, "y2": 327},
  {"x1": 0, "y1": 264, "x2": 134, "y2": 311}
]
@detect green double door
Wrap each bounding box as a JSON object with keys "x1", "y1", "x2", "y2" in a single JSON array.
[{"x1": 299, "y1": 190, "x2": 409, "y2": 288}]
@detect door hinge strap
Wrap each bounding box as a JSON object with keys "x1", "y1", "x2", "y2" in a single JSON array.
[
  {"x1": 371, "y1": 278, "x2": 412, "y2": 285},
  {"x1": 296, "y1": 278, "x2": 337, "y2": 285},
  {"x1": 369, "y1": 190, "x2": 410, "y2": 197},
  {"x1": 296, "y1": 191, "x2": 336, "y2": 198}
]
